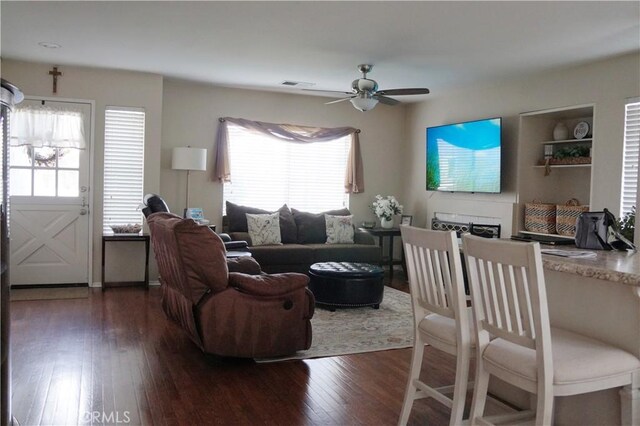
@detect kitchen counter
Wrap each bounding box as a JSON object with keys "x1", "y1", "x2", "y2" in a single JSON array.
[{"x1": 541, "y1": 246, "x2": 640, "y2": 287}]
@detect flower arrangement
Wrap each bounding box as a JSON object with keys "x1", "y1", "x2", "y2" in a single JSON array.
[{"x1": 372, "y1": 195, "x2": 403, "y2": 221}]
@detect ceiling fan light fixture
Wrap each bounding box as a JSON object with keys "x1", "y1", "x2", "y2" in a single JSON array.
[{"x1": 350, "y1": 95, "x2": 378, "y2": 112}]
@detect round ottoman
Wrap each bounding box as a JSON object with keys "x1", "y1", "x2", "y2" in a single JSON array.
[{"x1": 308, "y1": 262, "x2": 385, "y2": 311}]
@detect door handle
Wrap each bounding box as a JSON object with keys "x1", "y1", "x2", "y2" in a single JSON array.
[{"x1": 80, "y1": 209, "x2": 88, "y2": 215}]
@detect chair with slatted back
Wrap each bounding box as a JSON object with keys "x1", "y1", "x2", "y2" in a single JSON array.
[
  {"x1": 462, "y1": 234, "x2": 640, "y2": 425},
  {"x1": 399, "y1": 226, "x2": 473, "y2": 426}
]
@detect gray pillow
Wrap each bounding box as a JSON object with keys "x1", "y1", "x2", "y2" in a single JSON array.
[
  {"x1": 226, "y1": 201, "x2": 268, "y2": 232},
  {"x1": 278, "y1": 204, "x2": 298, "y2": 244},
  {"x1": 292, "y1": 208, "x2": 351, "y2": 244}
]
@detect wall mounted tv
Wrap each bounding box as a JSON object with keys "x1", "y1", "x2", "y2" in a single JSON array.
[{"x1": 426, "y1": 117, "x2": 502, "y2": 193}]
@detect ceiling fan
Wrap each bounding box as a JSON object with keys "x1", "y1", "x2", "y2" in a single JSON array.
[{"x1": 306, "y1": 64, "x2": 430, "y2": 111}]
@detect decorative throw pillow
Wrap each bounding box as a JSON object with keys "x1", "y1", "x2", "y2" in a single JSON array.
[
  {"x1": 278, "y1": 204, "x2": 298, "y2": 244},
  {"x1": 226, "y1": 201, "x2": 269, "y2": 232},
  {"x1": 246, "y1": 212, "x2": 282, "y2": 246},
  {"x1": 325, "y1": 214, "x2": 355, "y2": 244},
  {"x1": 292, "y1": 208, "x2": 351, "y2": 244}
]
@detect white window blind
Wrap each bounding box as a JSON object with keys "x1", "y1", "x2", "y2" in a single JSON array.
[
  {"x1": 223, "y1": 123, "x2": 350, "y2": 213},
  {"x1": 103, "y1": 107, "x2": 145, "y2": 232},
  {"x1": 621, "y1": 99, "x2": 640, "y2": 216}
]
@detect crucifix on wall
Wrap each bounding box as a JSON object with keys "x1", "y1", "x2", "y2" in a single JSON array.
[{"x1": 48, "y1": 66, "x2": 62, "y2": 94}]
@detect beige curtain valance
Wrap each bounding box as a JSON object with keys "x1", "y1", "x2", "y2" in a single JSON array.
[{"x1": 214, "y1": 117, "x2": 364, "y2": 193}]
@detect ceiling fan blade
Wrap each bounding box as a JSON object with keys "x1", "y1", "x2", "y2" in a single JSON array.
[
  {"x1": 303, "y1": 88, "x2": 354, "y2": 96},
  {"x1": 325, "y1": 97, "x2": 355, "y2": 105},
  {"x1": 374, "y1": 95, "x2": 400, "y2": 106},
  {"x1": 376, "y1": 88, "x2": 430, "y2": 96}
]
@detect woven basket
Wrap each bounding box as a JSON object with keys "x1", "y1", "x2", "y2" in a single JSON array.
[
  {"x1": 556, "y1": 198, "x2": 589, "y2": 236},
  {"x1": 524, "y1": 201, "x2": 556, "y2": 234}
]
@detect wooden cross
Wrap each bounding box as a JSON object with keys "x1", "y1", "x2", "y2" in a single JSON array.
[{"x1": 48, "y1": 66, "x2": 62, "y2": 94}]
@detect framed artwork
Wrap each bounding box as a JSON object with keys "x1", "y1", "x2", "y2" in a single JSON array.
[
  {"x1": 185, "y1": 207, "x2": 204, "y2": 221},
  {"x1": 401, "y1": 215, "x2": 413, "y2": 226}
]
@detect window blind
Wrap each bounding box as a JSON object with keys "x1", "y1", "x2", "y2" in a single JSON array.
[
  {"x1": 223, "y1": 123, "x2": 350, "y2": 213},
  {"x1": 621, "y1": 100, "x2": 640, "y2": 216},
  {"x1": 103, "y1": 107, "x2": 145, "y2": 232}
]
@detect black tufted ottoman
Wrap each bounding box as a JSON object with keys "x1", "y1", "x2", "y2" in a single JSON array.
[{"x1": 308, "y1": 262, "x2": 385, "y2": 311}]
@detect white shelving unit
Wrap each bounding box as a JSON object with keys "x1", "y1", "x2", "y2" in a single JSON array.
[
  {"x1": 533, "y1": 164, "x2": 591, "y2": 169},
  {"x1": 518, "y1": 230, "x2": 575, "y2": 240},
  {"x1": 514, "y1": 104, "x2": 595, "y2": 238},
  {"x1": 539, "y1": 138, "x2": 592, "y2": 145}
]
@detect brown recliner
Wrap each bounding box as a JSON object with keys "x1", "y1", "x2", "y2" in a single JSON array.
[{"x1": 147, "y1": 212, "x2": 314, "y2": 358}]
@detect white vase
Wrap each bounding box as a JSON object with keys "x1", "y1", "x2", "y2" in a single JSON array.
[
  {"x1": 380, "y1": 217, "x2": 394, "y2": 229},
  {"x1": 553, "y1": 122, "x2": 569, "y2": 141}
]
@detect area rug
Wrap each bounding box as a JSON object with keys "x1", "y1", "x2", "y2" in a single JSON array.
[
  {"x1": 256, "y1": 286, "x2": 414, "y2": 362},
  {"x1": 10, "y1": 287, "x2": 89, "y2": 301}
]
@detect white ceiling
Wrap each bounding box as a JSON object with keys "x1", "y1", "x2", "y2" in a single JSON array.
[{"x1": 2, "y1": 1, "x2": 639, "y2": 102}]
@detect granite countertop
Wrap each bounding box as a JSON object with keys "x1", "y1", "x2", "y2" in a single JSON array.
[{"x1": 541, "y1": 246, "x2": 640, "y2": 287}]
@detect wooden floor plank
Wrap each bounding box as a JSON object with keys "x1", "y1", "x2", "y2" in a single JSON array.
[{"x1": 11, "y1": 277, "x2": 468, "y2": 425}]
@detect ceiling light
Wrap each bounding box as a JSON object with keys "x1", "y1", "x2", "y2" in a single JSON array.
[
  {"x1": 350, "y1": 94, "x2": 378, "y2": 112},
  {"x1": 38, "y1": 41, "x2": 61, "y2": 49}
]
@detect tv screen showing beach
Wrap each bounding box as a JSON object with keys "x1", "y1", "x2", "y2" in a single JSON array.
[{"x1": 426, "y1": 118, "x2": 501, "y2": 193}]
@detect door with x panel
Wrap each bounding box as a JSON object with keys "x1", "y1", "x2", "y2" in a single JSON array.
[{"x1": 9, "y1": 99, "x2": 91, "y2": 286}]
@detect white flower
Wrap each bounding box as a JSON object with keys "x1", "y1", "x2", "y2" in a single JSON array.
[{"x1": 371, "y1": 195, "x2": 403, "y2": 220}]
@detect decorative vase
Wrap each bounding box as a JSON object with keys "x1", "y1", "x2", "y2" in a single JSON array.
[
  {"x1": 553, "y1": 122, "x2": 569, "y2": 141},
  {"x1": 380, "y1": 217, "x2": 394, "y2": 229}
]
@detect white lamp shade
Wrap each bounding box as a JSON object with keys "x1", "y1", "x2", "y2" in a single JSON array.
[
  {"x1": 350, "y1": 96, "x2": 378, "y2": 112},
  {"x1": 172, "y1": 147, "x2": 207, "y2": 171}
]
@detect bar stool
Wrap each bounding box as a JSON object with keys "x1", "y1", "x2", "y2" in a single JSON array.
[
  {"x1": 399, "y1": 226, "x2": 473, "y2": 426},
  {"x1": 462, "y1": 234, "x2": 640, "y2": 425}
]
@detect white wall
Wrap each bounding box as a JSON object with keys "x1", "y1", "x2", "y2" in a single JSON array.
[
  {"x1": 404, "y1": 53, "x2": 640, "y2": 234},
  {"x1": 161, "y1": 79, "x2": 407, "y2": 227},
  {"x1": 1, "y1": 60, "x2": 163, "y2": 284}
]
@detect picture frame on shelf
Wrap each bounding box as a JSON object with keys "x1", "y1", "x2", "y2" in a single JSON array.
[
  {"x1": 400, "y1": 215, "x2": 413, "y2": 226},
  {"x1": 185, "y1": 207, "x2": 204, "y2": 221}
]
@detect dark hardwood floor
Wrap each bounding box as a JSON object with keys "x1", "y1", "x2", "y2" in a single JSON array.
[{"x1": 10, "y1": 275, "x2": 461, "y2": 425}]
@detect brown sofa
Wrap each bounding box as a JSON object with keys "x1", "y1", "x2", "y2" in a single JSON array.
[
  {"x1": 224, "y1": 203, "x2": 381, "y2": 274},
  {"x1": 147, "y1": 212, "x2": 315, "y2": 358}
]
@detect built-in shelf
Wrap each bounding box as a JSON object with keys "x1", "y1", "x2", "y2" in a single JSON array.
[
  {"x1": 540, "y1": 138, "x2": 592, "y2": 145},
  {"x1": 518, "y1": 230, "x2": 575, "y2": 240},
  {"x1": 533, "y1": 164, "x2": 591, "y2": 169},
  {"x1": 515, "y1": 103, "x2": 595, "y2": 238}
]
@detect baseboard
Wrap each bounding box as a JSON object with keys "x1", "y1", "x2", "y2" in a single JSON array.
[
  {"x1": 91, "y1": 281, "x2": 160, "y2": 288},
  {"x1": 11, "y1": 283, "x2": 88, "y2": 289}
]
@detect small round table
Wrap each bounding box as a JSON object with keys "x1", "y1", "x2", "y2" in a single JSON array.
[{"x1": 308, "y1": 262, "x2": 385, "y2": 311}]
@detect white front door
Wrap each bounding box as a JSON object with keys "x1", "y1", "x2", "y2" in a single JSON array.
[{"x1": 10, "y1": 99, "x2": 91, "y2": 286}]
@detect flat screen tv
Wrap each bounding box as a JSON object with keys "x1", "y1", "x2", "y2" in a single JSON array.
[{"x1": 426, "y1": 117, "x2": 502, "y2": 193}]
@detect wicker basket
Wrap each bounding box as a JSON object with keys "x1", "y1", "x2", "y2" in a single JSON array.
[
  {"x1": 556, "y1": 199, "x2": 589, "y2": 236},
  {"x1": 524, "y1": 201, "x2": 556, "y2": 234}
]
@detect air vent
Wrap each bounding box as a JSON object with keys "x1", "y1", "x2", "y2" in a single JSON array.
[{"x1": 280, "y1": 81, "x2": 315, "y2": 88}]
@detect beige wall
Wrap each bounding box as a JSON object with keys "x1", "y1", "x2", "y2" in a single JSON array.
[
  {"x1": 1, "y1": 60, "x2": 163, "y2": 284},
  {"x1": 3, "y1": 52, "x2": 638, "y2": 284},
  {"x1": 161, "y1": 79, "x2": 406, "y2": 227},
  {"x1": 1, "y1": 61, "x2": 407, "y2": 284},
  {"x1": 404, "y1": 53, "x2": 640, "y2": 234}
]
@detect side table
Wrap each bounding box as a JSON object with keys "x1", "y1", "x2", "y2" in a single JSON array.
[
  {"x1": 358, "y1": 227, "x2": 406, "y2": 279},
  {"x1": 102, "y1": 234, "x2": 150, "y2": 291}
]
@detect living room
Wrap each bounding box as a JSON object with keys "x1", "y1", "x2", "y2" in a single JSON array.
[{"x1": 1, "y1": 1, "x2": 640, "y2": 425}]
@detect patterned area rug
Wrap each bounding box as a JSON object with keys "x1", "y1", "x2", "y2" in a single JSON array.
[
  {"x1": 256, "y1": 286, "x2": 414, "y2": 362},
  {"x1": 10, "y1": 287, "x2": 89, "y2": 301}
]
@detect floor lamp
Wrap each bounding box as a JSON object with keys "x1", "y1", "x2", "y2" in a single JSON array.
[{"x1": 171, "y1": 147, "x2": 207, "y2": 217}]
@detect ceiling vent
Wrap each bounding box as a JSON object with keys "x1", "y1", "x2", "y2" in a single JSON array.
[{"x1": 281, "y1": 81, "x2": 314, "y2": 88}]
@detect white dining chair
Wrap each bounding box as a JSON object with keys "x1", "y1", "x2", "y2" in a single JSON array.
[
  {"x1": 399, "y1": 226, "x2": 473, "y2": 426},
  {"x1": 462, "y1": 234, "x2": 640, "y2": 425}
]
